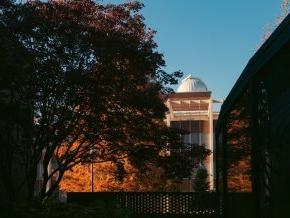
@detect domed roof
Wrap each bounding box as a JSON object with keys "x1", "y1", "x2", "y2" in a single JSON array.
[{"x1": 176, "y1": 75, "x2": 208, "y2": 93}]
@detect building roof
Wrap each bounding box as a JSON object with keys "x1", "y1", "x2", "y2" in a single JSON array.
[
  {"x1": 216, "y1": 13, "x2": 290, "y2": 133},
  {"x1": 176, "y1": 75, "x2": 208, "y2": 93}
]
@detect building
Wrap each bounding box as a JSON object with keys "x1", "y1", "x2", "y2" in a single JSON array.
[
  {"x1": 215, "y1": 13, "x2": 290, "y2": 218},
  {"x1": 164, "y1": 75, "x2": 220, "y2": 191}
]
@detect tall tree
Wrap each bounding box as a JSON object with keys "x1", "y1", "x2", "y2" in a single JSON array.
[
  {"x1": 1, "y1": 0, "x2": 191, "y2": 202},
  {"x1": 0, "y1": 0, "x2": 35, "y2": 202}
]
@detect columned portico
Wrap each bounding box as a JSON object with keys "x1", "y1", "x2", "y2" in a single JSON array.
[{"x1": 165, "y1": 75, "x2": 219, "y2": 191}]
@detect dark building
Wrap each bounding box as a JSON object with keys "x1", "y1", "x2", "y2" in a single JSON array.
[{"x1": 215, "y1": 13, "x2": 290, "y2": 218}]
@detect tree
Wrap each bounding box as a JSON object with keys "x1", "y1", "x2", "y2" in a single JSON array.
[
  {"x1": 1, "y1": 0, "x2": 188, "y2": 202},
  {"x1": 259, "y1": 0, "x2": 290, "y2": 47},
  {"x1": 192, "y1": 167, "x2": 209, "y2": 193},
  {"x1": 0, "y1": 0, "x2": 35, "y2": 202},
  {"x1": 60, "y1": 160, "x2": 179, "y2": 192},
  {"x1": 60, "y1": 143, "x2": 210, "y2": 193}
]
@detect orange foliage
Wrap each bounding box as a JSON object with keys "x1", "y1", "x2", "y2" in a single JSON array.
[
  {"x1": 226, "y1": 101, "x2": 252, "y2": 192},
  {"x1": 60, "y1": 160, "x2": 178, "y2": 192},
  {"x1": 227, "y1": 159, "x2": 252, "y2": 192}
]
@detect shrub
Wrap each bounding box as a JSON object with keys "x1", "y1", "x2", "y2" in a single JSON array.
[{"x1": 0, "y1": 200, "x2": 130, "y2": 218}]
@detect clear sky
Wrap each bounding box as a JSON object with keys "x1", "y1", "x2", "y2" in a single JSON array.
[{"x1": 104, "y1": 0, "x2": 281, "y2": 108}]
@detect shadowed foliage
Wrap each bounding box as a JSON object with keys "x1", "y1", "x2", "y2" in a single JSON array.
[{"x1": 0, "y1": 0, "x2": 209, "y2": 203}]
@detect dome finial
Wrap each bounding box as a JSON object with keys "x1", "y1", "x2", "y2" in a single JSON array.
[{"x1": 182, "y1": 74, "x2": 193, "y2": 82}]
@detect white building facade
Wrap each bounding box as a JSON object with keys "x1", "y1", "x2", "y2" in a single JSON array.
[{"x1": 164, "y1": 75, "x2": 220, "y2": 191}]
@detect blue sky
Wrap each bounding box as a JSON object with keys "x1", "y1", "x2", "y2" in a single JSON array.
[{"x1": 106, "y1": 0, "x2": 281, "y2": 108}]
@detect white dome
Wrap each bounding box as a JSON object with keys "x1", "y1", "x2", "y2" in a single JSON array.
[{"x1": 176, "y1": 75, "x2": 208, "y2": 93}]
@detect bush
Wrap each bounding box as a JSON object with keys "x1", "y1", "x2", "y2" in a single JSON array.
[
  {"x1": 0, "y1": 200, "x2": 130, "y2": 218},
  {"x1": 192, "y1": 167, "x2": 210, "y2": 192}
]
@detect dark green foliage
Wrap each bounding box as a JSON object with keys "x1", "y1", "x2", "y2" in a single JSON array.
[
  {"x1": 0, "y1": 201, "x2": 130, "y2": 218},
  {"x1": 0, "y1": 0, "x2": 35, "y2": 202},
  {"x1": 193, "y1": 167, "x2": 210, "y2": 192}
]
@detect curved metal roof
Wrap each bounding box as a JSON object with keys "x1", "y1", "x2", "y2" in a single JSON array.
[{"x1": 215, "y1": 13, "x2": 290, "y2": 134}]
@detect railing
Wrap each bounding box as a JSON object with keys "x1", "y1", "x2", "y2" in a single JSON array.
[{"x1": 67, "y1": 192, "x2": 216, "y2": 217}]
